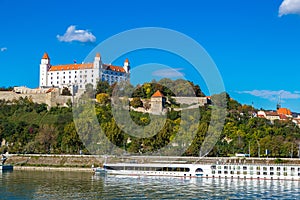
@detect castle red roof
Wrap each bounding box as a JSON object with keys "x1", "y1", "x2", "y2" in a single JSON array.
[{"x1": 49, "y1": 63, "x2": 93, "y2": 71}]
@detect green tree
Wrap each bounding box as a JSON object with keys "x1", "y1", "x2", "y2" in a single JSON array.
[
  {"x1": 130, "y1": 97, "x2": 143, "y2": 108},
  {"x1": 96, "y1": 93, "x2": 110, "y2": 104}
]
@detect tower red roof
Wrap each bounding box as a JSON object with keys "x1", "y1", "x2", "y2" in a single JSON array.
[
  {"x1": 152, "y1": 90, "x2": 164, "y2": 97},
  {"x1": 42, "y1": 52, "x2": 50, "y2": 59}
]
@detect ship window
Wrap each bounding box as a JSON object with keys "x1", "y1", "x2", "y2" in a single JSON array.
[
  {"x1": 263, "y1": 167, "x2": 267, "y2": 171},
  {"x1": 218, "y1": 171, "x2": 222, "y2": 174},
  {"x1": 270, "y1": 172, "x2": 274, "y2": 175},
  {"x1": 270, "y1": 167, "x2": 274, "y2": 171},
  {"x1": 298, "y1": 168, "x2": 300, "y2": 171},
  {"x1": 230, "y1": 171, "x2": 234, "y2": 174},
  {"x1": 257, "y1": 166, "x2": 260, "y2": 170},
  {"x1": 284, "y1": 172, "x2": 287, "y2": 176},
  {"x1": 224, "y1": 171, "x2": 228, "y2": 174},
  {"x1": 291, "y1": 167, "x2": 295, "y2": 172},
  {"x1": 243, "y1": 171, "x2": 247, "y2": 175},
  {"x1": 224, "y1": 166, "x2": 228, "y2": 170},
  {"x1": 277, "y1": 172, "x2": 281, "y2": 176},
  {"x1": 263, "y1": 172, "x2": 267, "y2": 175},
  {"x1": 195, "y1": 168, "x2": 203, "y2": 173},
  {"x1": 250, "y1": 166, "x2": 253, "y2": 170},
  {"x1": 277, "y1": 167, "x2": 281, "y2": 171},
  {"x1": 218, "y1": 166, "x2": 221, "y2": 169},
  {"x1": 283, "y1": 167, "x2": 287, "y2": 171},
  {"x1": 257, "y1": 172, "x2": 260, "y2": 175},
  {"x1": 243, "y1": 166, "x2": 247, "y2": 170},
  {"x1": 212, "y1": 171, "x2": 215, "y2": 174},
  {"x1": 237, "y1": 171, "x2": 241, "y2": 175},
  {"x1": 298, "y1": 173, "x2": 300, "y2": 176},
  {"x1": 237, "y1": 166, "x2": 240, "y2": 170}
]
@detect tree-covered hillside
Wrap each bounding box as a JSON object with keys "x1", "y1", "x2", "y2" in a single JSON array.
[{"x1": 0, "y1": 79, "x2": 299, "y2": 157}]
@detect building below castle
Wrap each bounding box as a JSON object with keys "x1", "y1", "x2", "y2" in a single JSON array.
[{"x1": 39, "y1": 52, "x2": 130, "y2": 91}]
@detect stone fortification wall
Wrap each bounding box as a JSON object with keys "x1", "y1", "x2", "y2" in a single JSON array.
[
  {"x1": 172, "y1": 97, "x2": 208, "y2": 106},
  {"x1": 0, "y1": 91, "x2": 71, "y2": 108}
]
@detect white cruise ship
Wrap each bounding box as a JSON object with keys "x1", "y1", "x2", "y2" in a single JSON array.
[{"x1": 97, "y1": 161, "x2": 300, "y2": 181}]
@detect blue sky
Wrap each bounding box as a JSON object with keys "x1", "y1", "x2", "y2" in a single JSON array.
[{"x1": 1, "y1": 0, "x2": 300, "y2": 112}]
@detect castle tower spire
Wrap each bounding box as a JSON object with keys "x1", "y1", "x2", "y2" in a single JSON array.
[
  {"x1": 123, "y1": 58, "x2": 130, "y2": 73},
  {"x1": 39, "y1": 52, "x2": 51, "y2": 87}
]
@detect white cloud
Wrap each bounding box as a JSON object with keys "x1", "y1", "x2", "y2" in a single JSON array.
[
  {"x1": 152, "y1": 68, "x2": 185, "y2": 78},
  {"x1": 0, "y1": 47, "x2": 7, "y2": 52},
  {"x1": 57, "y1": 25, "x2": 96, "y2": 43},
  {"x1": 238, "y1": 90, "x2": 300, "y2": 101},
  {"x1": 279, "y1": 0, "x2": 300, "y2": 17}
]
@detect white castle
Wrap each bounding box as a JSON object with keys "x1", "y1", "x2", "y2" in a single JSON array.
[{"x1": 39, "y1": 52, "x2": 130, "y2": 90}]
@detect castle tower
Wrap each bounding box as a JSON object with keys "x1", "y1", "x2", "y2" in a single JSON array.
[
  {"x1": 94, "y1": 52, "x2": 102, "y2": 69},
  {"x1": 39, "y1": 52, "x2": 50, "y2": 87},
  {"x1": 150, "y1": 90, "x2": 166, "y2": 114},
  {"x1": 123, "y1": 58, "x2": 130, "y2": 73}
]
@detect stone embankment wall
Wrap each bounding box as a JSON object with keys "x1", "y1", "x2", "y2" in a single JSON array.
[
  {"x1": 6, "y1": 154, "x2": 106, "y2": 168},
  {"x1": 6, "y1": 154, "x2": 300, "y2": 170}
]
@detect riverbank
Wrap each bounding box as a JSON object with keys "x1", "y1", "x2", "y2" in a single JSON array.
[
  {"x1": 13, "y1": 166, "x2": 92, "y2": 172},
  {"x1": 6, "y1": 154, "x2": 105, "y2": 169},
  {"x1": 5, "y1": 154, "x2": 300, "y2": 172}
]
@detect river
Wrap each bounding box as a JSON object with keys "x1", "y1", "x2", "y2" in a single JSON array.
[{"x1": 1, "y1": 170, "x2": 299, "y2": 199}]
